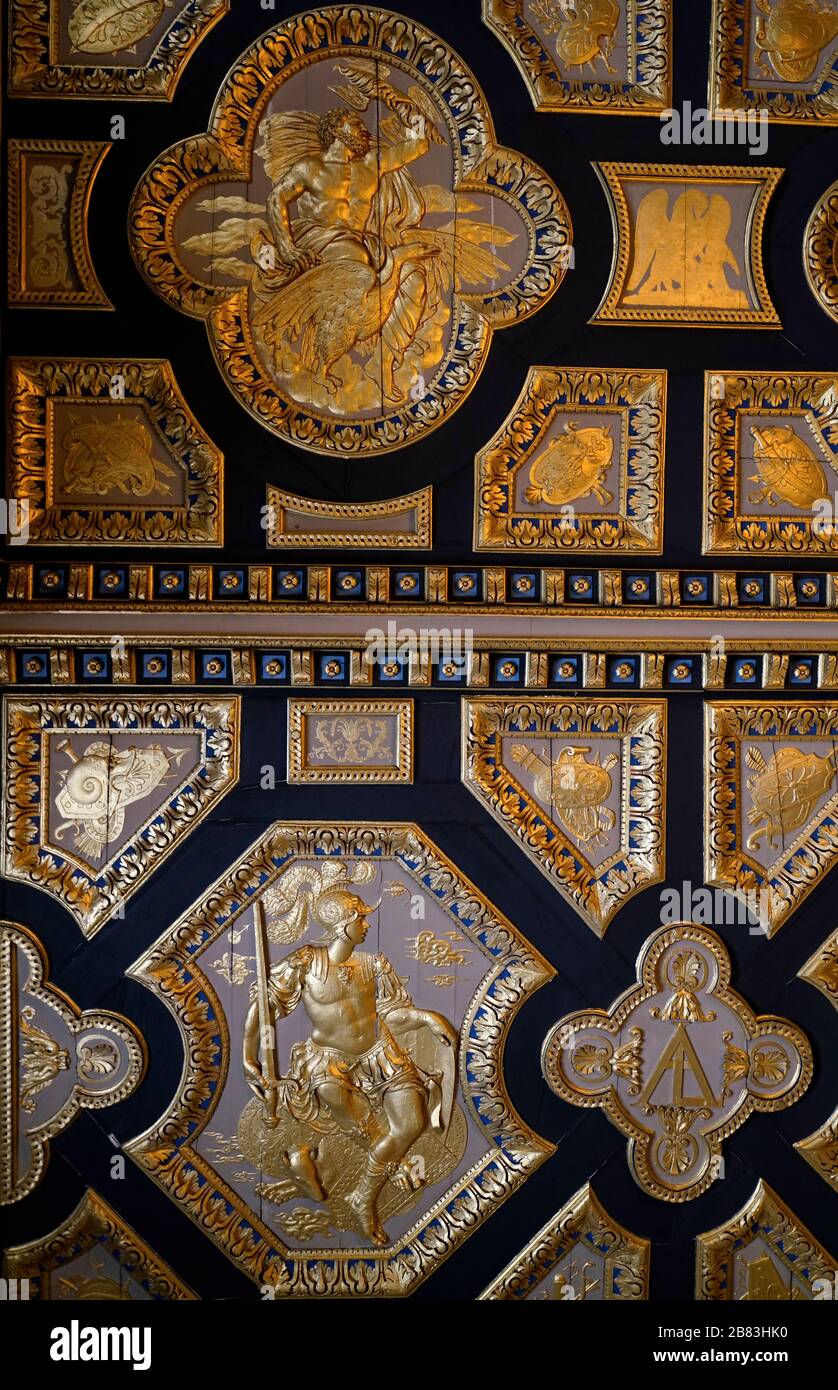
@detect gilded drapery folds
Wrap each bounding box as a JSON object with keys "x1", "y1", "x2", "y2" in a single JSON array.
[{"x1": 128, "y1": 6, "x2": 573, "y2": 456}]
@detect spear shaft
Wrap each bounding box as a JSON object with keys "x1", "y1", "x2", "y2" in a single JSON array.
[{"x1": 253, "y1": 899, "x2": 278, "y2": 1128}]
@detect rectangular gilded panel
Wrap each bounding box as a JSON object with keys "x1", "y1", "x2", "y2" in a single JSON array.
[
  {"x1": 288, "y1": 698, "x2": 413, "y2": 783},
  {"x1": 7, "y1": 141, "x2": 111, "y2": 308},
  {"x1": 266, "y1": 487, "x2": 431, "y2": 549}
]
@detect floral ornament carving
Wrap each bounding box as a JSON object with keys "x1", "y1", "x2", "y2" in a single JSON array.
[
  {"x1": 3, "y1": 1189, "x2": 194, "y2": 1299},
  {"x1": 2, "y1": 696, "x2": 239, "y2": 937},
  {"x1": 697, "y1": 1180, "x2": 837, "y2": 1299},
  {"x1": 287, "y1": 698, "x2": 413, "y2": 783},
  {"x1": 0, "y1": 923, "x2": 145, "y2": 1205},
  {"x1": 542, "y1": 924, "x2": 812, "y2": 1201},
  {"x1": 7, "y1": 141, "x2": 111, "y2": 308},
  {"x1": 705, "y1": 701, "x2": 838, "y2": 935},
  {"x1": 125, "y1": 821, "x2": 554, "y2": 1295},
  {"x1": 462, "y1": 698, "x2": 666, "y2": 936},
  {"x1": 805, "y1": 180, "x2": 838, "y2": 324},
  {"x1": 479, "y1": 1182, "x2": 649, "y2": 1299},
  {"x1": 9, "y1": 0, "x2": 229, "y2": 100},
  {"x1": 128, "y1": 5, "x2": 572, "y2": 456}
]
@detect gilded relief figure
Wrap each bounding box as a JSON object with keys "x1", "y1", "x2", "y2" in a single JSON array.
[
  {"x1": 241, "y1": 868, "x2": 459, "y2": 1246},
  {"x1": 61, "y1": 414, "x2": 177, "y2": 498},
  {"x1": 624, "y1": 188, "x2": 746, "y2": 308},
  {"x1": 754, "y1": 0, "x2": 838, "y2": 82},
  {"x1": 53, "y1": 740, "x2": 187, "y2": 862},
  {"x1": 530, "y1": 0, "x2": 621, "y2": 72},
  {"x1": 185, "y1": 60, "x2": 515, "y2": 412},
  {"x1": 745, "y1": 744, "x2": 838, "y2": 852}
]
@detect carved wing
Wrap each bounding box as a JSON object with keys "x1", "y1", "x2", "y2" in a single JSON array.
[
  {"x1": 254, "y1": 111, "x2": 324, "y2": 185},
  {"x1": 626, "y1": 188, "x2": 674, "y2": 293}
]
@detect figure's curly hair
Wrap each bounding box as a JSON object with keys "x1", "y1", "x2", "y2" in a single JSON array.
[{"x1": 317, "y1": 108, "x2": 354, "y2": 150}]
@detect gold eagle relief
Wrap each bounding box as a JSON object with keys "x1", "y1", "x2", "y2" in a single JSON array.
[{"x1": 625, "y1": 187, "x2": 747, "y2": 310}]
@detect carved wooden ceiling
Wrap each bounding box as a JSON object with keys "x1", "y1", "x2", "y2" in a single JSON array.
[{"x1": 2, "y1": 0, "x2": 838, "y2": 1321}]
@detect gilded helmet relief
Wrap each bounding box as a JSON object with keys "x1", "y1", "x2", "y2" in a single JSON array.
[{"x1": 128, "y1": 6, "x2": 572, "y2": 455}]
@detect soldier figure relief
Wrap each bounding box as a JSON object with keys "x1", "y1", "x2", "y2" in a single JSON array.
[{"x1": 241, "y1": 863, "x2": 460, "y2": 1246}]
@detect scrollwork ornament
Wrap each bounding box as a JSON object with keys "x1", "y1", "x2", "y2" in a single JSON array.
[
  {"x1": 542, "y1": 924, "x2": 812, "y2": 1201},
  {"x1": 805, "y1": 180, "x2": 838, "y2": 324}
]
